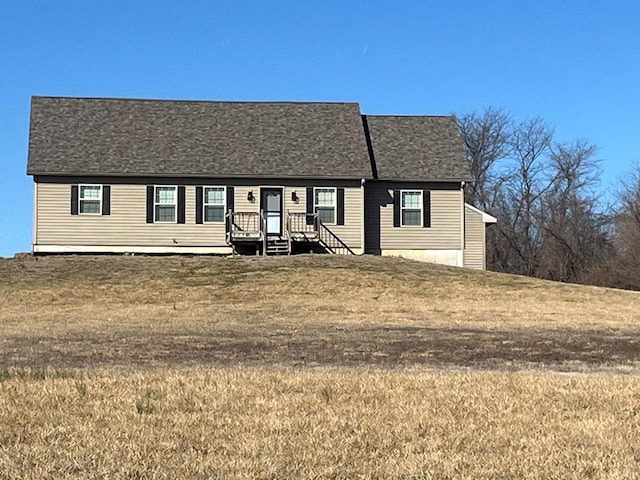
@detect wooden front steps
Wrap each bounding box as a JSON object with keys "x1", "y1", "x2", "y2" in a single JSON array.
[{"x1": 265, "y1": 238, "x2": 290, "y2": 255}]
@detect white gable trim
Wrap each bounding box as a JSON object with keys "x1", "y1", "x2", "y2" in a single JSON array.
[{"x1": 464, "y1": 203, "x2": 497, "y2": 224}]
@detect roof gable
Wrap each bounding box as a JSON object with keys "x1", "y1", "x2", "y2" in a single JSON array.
[
  {"x1": 27, "y1": 97, "x2": 372, "y2": 178},
  {"x1": 364, "y1": 115, "x2": 471, "y2": 181}
]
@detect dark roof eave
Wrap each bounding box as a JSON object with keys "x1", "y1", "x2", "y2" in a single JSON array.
[
  {"x1": 29, "y1": 171, "x2": 373, "y2": 180},
  {"x1": 374, "y1": 176, "x2": 471, "y2": 183}
]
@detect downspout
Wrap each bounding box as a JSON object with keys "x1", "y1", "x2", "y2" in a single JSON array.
[
  {"x1": 361, "y1": 178, "x2": 365, "y2": 254},
  {"x1": 460, "y1": 181, "x2": 465, "y2": 267}
]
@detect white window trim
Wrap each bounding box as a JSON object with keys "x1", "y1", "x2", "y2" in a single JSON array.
[
  {"x1": 203, "y1": 186, "x2": 226, "y2": 223},
  {"x1": 400, "y1": 189, "x2": 423, "y2": 227},
  {"x1": 314, "y1": 187, "x2": 337, "y2": 225},
  {"x1": 79, "y1": 184, "x2": 102, "y2": 215},
  {"x1": 154, "y1": 185, "x2": 177, "y2": 223}
]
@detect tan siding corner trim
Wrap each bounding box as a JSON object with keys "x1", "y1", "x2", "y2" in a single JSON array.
[{"x1": 32, "y1": 181, "x2": 38, "y2": 248}]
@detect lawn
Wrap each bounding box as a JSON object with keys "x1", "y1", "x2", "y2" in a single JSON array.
[{"x1": 1, "y1": 254, "x2": 639, "y2": 478}]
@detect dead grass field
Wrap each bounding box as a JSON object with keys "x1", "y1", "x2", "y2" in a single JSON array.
[
  {"x1": 2, "y1": 367, "x2": 640, "y2": 479},
  {"x1": 1, "y1": 254, "x2": 640, "y2": 371},
  {"x1": 2, "y1": 254, "x2": 640, "y2": 478}
]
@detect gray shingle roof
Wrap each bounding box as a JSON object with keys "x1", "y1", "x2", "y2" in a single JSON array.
[
  {"x1": 364, "y1": 115, "x2": 471, "y2": 181},
  {"x1": 27, "y1": 96, "x2": 372, "y2": 178},
  {"x1": 27, "y1": 96, "x2": 471, "y2": 182}
]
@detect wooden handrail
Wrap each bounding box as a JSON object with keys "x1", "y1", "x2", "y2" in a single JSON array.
[
  {"x1": 227, "y1": 210, "x2": 353, "y2": 256},
  {"x1": 288, "y1": 212, "x2": 318, "y2": 236},
  {"x1": 317, "y1": 221, "x2": 355, "y2": 255},
  {"x1": 226, "y1": 211, "x2": 262, "y2": 242},
  {"x1": 261, "y1": 210, "x2": 267, "y2": 256}
]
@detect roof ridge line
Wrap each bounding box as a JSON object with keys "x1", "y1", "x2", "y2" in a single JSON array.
[{"x1": 31, "y1": 95, "x2": 362, "y2": 106}]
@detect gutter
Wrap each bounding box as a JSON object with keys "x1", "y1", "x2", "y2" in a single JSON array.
[
  {"x1": 29, "y1": 172, "x2": 375, "y2": 181},
  {"x1": 461, "y1": 181, "x2": 465, "y2": 255}
]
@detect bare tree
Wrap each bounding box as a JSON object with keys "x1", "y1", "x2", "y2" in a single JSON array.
[
  {"x1": 497, "y1": 117, "x2": 554, "y2": 276},
  {"x1": 538, "y1": 140, "x2": 609, "y2": 282},
  {"x1": 457, "y1": 108, "x2": 511, "y2": 210},
  {"x1": 459, "y1": 109, "x2": 612, "y2": 284},
  {"x1": 602, "y1": 163, "x2": 640, "y2": 289}
]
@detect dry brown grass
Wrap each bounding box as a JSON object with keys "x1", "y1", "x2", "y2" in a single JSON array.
[
  {"x1": 2, "y1": 254, "x2": 640, "y2": 478},
  {"x1": 1, "y1": 367, "x2": 640, "y2": 479},
  {"x1": 1, "y1": 254, "x2": 639, "y2": 370}
]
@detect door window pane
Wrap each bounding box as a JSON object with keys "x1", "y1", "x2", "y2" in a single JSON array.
[{"x1": 266, "y1": 192, "x2": 280, "y2": 211}]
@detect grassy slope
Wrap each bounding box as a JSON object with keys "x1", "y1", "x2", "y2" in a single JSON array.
[
  {"x1": 1, "y1": 255, "x2": 640, "y2": 479},
  {"x1": 1, "y1": 254, "x2": 639, "y2": 371}
]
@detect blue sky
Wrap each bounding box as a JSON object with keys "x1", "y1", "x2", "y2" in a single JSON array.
[{"x1": 1, "y1": 1, "x2": 639, "y2": 257}]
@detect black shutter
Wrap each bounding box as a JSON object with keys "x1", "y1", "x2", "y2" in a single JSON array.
[
  {"x1": 146, "y1": 185, "x2": 154, "y2": 223},
  {"x1": 226, "y1": 186, "x2": 234, "y2": 211},
  {"x1": 337, "y1": 188, "x2": 345, "y2": 225},
  {"x1": 195, "y1": 186, "x2": 203, "y2": 224},
  {"x1": 306, "y1": 187, "x2": 314, "y2": 225},
  {"x1": 177, "y1": 186, "x2": 186, "y2": 224},
  {"x1": 102, "y1": 185, "x2": 111, "y2": 215},
  {"x1": 70, "y1": 185, "x2": 79, "y2": 215},
  {"x1": 423, "y1": 190, "x2": 431, "y2": 228},
  {"x1": 226, "y1": 186, "x2": 234, "y2": 234},
  {"x1": 393, "y1": 190, "x2": 400, "y2": 227}
]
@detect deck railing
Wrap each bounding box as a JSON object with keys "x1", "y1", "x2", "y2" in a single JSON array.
[
  {"x1": 288, "y1": 211, "x2": 354, "y2": 255},
  {"x1": 318, "y1": 221, "x2": 355, "y2": 255},
  {"x1": 227, "y1": 210, "x2": 353, "y2": 255},
  {"x1": 261, "y1": 211, "x2": 267, "y2": 254},
  {"x1": 287, "y1": 212, "x2": 319, "y2": 239},
  {"x1": 226, "y1": 211, "x2": 263, "y2": 243}
]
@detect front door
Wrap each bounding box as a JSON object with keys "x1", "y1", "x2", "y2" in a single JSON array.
[{"x1": 261, "y1": 188, "x2": 283, "y2": 236}]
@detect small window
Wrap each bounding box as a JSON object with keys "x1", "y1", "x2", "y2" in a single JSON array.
[
  {"x1": 401, "y1": 190, "x2": 422, "y2": 226},
  {"x1": 155, "y1": 186, "x2": 176, "y2": 222},
  {"x1": 79, "y1": 185, "x2": 102, "y2": 214},
  {"x1": 314, "y1": 187, "x2": 336, "y2": 224},
  {"x1": 204, "y1": 187, "x2": 225, "y2": 222}
]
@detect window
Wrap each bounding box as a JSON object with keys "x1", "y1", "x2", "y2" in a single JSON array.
[
  {"x1": 204, "y1": 187, "x2": 225, "y2": 222},
  {"x1": 401, "y1": 190, "x2": 422, "y2": 226},
  {"x1": 79, "y1": 185, "x2": 102, "y2": 214},
  {"x1": 71, "y1": 184, "x2": 110, "y2": 216},
  {"x1": 314, "y1": 187, "x2": 336, "y2": 224},
  {"x1": 155, "y1": 186, "x2": 177, "y2": 222}
]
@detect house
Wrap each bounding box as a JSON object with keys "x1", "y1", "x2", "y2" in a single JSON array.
[{"x1": 26, "y1": 96, "x2": 496, "y2": 268}]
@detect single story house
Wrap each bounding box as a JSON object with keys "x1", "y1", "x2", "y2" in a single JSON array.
[{"x1": 26, "y1": 96, "x2": 496, "y2": 269}]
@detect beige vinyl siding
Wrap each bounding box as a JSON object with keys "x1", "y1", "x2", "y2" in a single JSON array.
[
  {"x1": 283, "y1": 186, "x2": 306, "y2": 214},
  {"x1": 464, "y1": 205, "x2": 485, "y2": 269},
  {"x1": 308, "y1": 186, "x2": 362, "y2": 248},
  {"x1": 35, "y1": 179, "x2": 363, "y2": 250},
  {"x1": 237, "y1": 184, "x2": 362, "y2": 249},
  {"x1": 36, "y1": 183, "x2": 226, "y2": 247},
  {"x1": 233, "y1": 186, "x2": 260, "y2": 214},
  {"x1": 365, "y1": 182, "x2": 463, "y2": 251}
]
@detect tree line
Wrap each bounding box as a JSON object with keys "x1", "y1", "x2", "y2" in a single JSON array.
[{"x1": 458, "y1": 108, "x2": 640, "y2": 290}]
